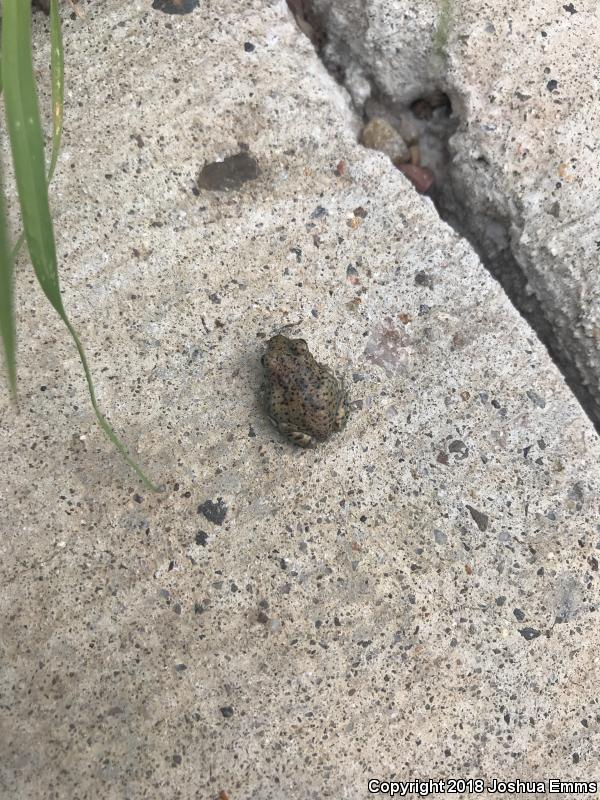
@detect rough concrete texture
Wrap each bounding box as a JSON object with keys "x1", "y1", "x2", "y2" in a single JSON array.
[
  {"x1": 307, "y1": 0, "x2": 600, "y2": 427},
  {"x1": 1, "y1": 1, "x2": 600, "y2": 798}
]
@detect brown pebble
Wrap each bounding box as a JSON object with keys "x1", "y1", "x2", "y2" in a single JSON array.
[
  {"x1": 361, "y1": 117, "x2": 410, "y2": 164},
  {"x1": 397, "y1": 163, "x2": 434, "y2": 194}
]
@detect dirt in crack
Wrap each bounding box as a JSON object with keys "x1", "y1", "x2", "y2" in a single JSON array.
[
  {"x1": 287, "y1": 0, "x2": 600, "y2": 431},
  {"x1": 361, "y1": 88, "x2": 456, "y2": 197}
]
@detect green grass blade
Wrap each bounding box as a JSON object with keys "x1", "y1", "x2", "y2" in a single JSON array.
[
  {"x1": 0, "y1": 154, "x2": 17, "y2": 402},
  {"x1": 62, "y1": 318, "x2": 159, "y2": 491},
  {"x1": 10, "y1": 0, "x2": 64, "y2": 264},
  {"x1": 47, "y1": 0, "x2": 64, "y2": 183},
  {"x1": 2, "y1": 0, "x2": 157, "y2": 490},
  {"x1": 2, "y1": 1, "x2": 61, "y2": 309}
]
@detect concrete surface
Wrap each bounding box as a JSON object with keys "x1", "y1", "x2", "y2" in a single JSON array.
[
  {"x1": 1, "y1": 1, "x2": 600, "y2": 798},
  {"x1": 306, "y1": 0, "x2": 600, "y2": 427}
]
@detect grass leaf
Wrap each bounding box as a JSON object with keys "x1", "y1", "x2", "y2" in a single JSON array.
[
  {"x1": 10, "y1": 0, "x2": 65, "y2": 265},
  {"x1": 48, "y1": 0, "x2": 64, "y2": 184},
  {"x1": 1, "y1": 0, "x2": 157, "y2": 489}
]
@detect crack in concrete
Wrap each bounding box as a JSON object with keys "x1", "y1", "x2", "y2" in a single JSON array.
[{"x1": 287, "y1": 0, "x2": 600, "y2": 431}]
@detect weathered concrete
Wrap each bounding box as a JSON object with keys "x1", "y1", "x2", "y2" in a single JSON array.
[
  {"x1": 306, "y1": 0, "x2": 600, "y2": 427},
  {"x1": 1, "y1": 1, "x2": 600, "y2": 798}
]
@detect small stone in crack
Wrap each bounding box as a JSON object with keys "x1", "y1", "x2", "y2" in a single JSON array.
[
  {"x1": 397, "y1": 163, "x2": 434, "y2": 193},
  {"x1": 361, "y1": 118, "x2": 409, "y2": 164}
]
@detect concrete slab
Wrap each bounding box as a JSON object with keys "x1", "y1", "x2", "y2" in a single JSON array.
[{"x1": 1, "y1": 1, "x2": 599, "y2": 797}]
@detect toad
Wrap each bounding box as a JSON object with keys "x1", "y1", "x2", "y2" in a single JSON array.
[{"x1": 261, "y1": 334, "x2": 349, "y2": 448}]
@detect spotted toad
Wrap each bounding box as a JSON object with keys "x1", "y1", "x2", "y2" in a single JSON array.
[{"x1": 261, "y1": 334, "x2": 349, "y2": 448}]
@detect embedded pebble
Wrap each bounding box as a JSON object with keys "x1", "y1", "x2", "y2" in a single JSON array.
[
  {"x1": 519, "y1": 627, "x2": 542, "y2": 641},
  {"x1": 466, "y1": 505, "x2": 489, "y2": 531},
  {"x1": 397, "y1": 162, "x2": 435, "y2": 193},
  {"x1": 360, "y1": 117, "x2": 410, "y2": 164},
  {"x1": 433, "y1": 529, "x2": 448, "y2": 545}
]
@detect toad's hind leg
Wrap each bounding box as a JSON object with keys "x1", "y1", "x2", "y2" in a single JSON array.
[
  {"x1": 289, "y1": 431, "x2": 317, "y2": 448},
  {"x1": 276, "y1": 421, "x2": 317, "y2": 448}
]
